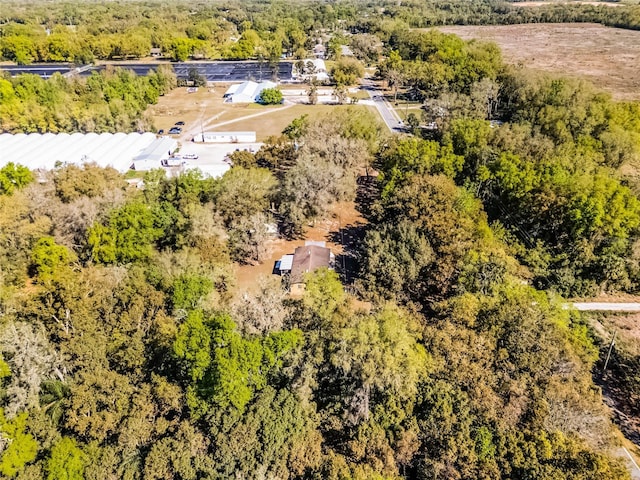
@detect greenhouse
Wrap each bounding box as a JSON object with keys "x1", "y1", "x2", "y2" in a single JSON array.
[{"x1": 0, "y1": 132, "x2": 158, "y2": 172}]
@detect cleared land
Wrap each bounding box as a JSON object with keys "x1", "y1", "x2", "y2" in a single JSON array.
[
  {"x1": 234, "y1": 199, "x2": 366, "y2": 292},
  {"x1": 436, "y1": 23, "x2": 640, "y2": 100},
  {"x1": 512, "y1": 1, "x2": 624, "y2": 6},
  {"x1": 148, "y1": 87, "x2": 382, "y2": 141}
]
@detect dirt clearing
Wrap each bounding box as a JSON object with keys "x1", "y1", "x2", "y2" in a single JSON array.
[
  {"x1": 234, "y1": 200, "x2": 367, "y2": 293},
  {"x1": 435, "y1": 23, "x2": 640, "y2": 101}
]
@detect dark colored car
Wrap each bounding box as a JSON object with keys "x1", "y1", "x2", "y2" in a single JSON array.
[
  {"x1": 158, "y1": 129, "x2": 164, "y2": 134},
  {"x1": 174, "y1": 121, "x2": 185, "y2": 126}
]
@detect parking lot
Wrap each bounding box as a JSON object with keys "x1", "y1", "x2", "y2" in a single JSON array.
[
  {"x1": 172, "y1": 141, "x2": 263, "y2": 177},
  {"x1": 1, "y1": 61, "x2": 295, "y2": 82}
]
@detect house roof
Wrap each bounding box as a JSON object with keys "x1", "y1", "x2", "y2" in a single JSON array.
[{"x1": 290, "y1": 245, "x2": 331, "y2": 284}]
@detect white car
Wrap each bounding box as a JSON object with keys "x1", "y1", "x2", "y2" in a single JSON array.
[{"x1": 182, "y1": 153, "x2": 199, "y2": 160}]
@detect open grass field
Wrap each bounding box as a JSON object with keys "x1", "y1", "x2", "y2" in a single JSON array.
[
  {"x1": 221, "y1": 104, "x2": 379, "y2": 140},
  {"x1": 435, "y1": 23, "x2": 640, "y2": 101},
  {"x1": 147, "y1": 86, "x2": 382, "y2": 141},
  {"x1": 512, "y1": 1, "x2": 626, "y2": 6}
]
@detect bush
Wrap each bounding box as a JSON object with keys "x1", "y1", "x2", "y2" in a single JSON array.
[{"x1": 258, "y1": 87, "x2": 283, "y2": 105}]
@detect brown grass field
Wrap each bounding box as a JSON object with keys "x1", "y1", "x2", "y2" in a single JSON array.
[
  {"x1": 147, "y1": 86, "x2": 381, "y2": 141},
  {"x1": 435, "y1": 23, "x2": 640, "y2": 101}
]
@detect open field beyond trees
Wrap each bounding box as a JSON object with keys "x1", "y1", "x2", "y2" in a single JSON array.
[
  {"x1": 436, "y1": 23, "x2": 640, "y2": 100},
  {"x1": 147, "y1": 87, "x2": 380, "y2": 141}
]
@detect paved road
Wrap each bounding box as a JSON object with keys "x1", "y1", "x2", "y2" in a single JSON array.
[
  {"x1": 573, "y1": 303, "x2": 640, "y2": 312},
  {"x1": 361, "y1": 80, "x2": 404, "y2": 132},
  {"x1": 622, "y1": 447, "x2": 640, "y2": 480}
]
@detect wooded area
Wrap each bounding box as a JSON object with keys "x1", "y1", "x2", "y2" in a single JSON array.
[
  {"x1": 2, "y1": 1, "x2": 640, "y2": 479},
  {"x1": 1, "y1": 0, "x2": 640, "y2": 65}
]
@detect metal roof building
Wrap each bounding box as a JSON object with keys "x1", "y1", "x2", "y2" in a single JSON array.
[
  {"x1": 132, "y1": 136, "x2": 178, "y2": 171},
  {"x1": 0, "y1": 132, "x2": 157, "y2": 172},
  {"x1": 223, "y1": 81, "x2": 277, "y2": 103}
]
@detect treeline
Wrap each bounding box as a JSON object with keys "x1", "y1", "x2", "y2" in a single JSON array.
[
  {"x1": 377, "y1": 28, "x2": 640, "y2": 297},
  {"x1": 0, "y1": 0, "x2": 354, "y2": 63},
  {"x1": 362, "y1": 0, "x2": 640, "y2": 32},
  {"x1": 0, "y1": 107, "x2": 630, "y2": 478},
  {"x1": 0, "y1": 66, "x2": 176, "y2": 133},
  {"x1": 3, "y1": 0, "x2": 640, "y2": 66}
]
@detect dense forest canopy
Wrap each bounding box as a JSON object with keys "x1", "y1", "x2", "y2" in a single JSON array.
[
  {"x1": 2, "y1": 1, "x2": 640, "y2": 479},
  {"x1": 0, "y1": 0, "x2": 640, "y2": 64}
]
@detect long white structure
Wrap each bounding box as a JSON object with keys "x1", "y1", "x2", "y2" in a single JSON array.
[
  {"x1": 0, "y1": 132, "x2": 157, "y2": 172},
  {"x1": 194, "y1": 131, "x2": 257, "y2": 143}
]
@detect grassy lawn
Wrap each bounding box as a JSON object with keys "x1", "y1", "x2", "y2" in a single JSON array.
[
  {"x1": 147, "y1": 86, "x2": 385, "y2": 141},
  {"x1": 222, "y1": 104, "x2": 359, "y2": 140},
  {"x1": 396, "y1": 104, "x2": 423, "y2": 121}
]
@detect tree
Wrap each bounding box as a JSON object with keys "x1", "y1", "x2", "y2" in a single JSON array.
[
  {"x1": 258, "y1": 87, "x2": 283, "y2": 105},
  {"x1": 173, "y1": 310, "x2": 212, "y2": 383},
  {"x1": 227, "y1": 150, "x2": 257, "y2": 168},
  {"x1": 331, "y1": 57, "x2": 364, "y2": 86},
  {"x1": 333, "y1": 85, "x2": 348, "y2": 105},
  {"x1": 171, "y1": 273, "x2": 213, "y2": 311},
  {"x1": 87, "y1": 202, "x2": 162, "y2": 264},
  {"x1": 46, "y1": 437, "x2": 86, "y2": 480},
  {"x1": 213, "y1": 167, "x2": 276, "y2": 225},
  {"x1": 328, "y1": 304, "x2": 429, "y2": 424},
  {"x1": 0, "y1": 410, "x2": 38, "y2": 478},
  {"x1": 53, "y1": 164, "x2": 124, "y2": 203},
  {"x1": 307, "y1": 82, "x2": 318, "y2": 105},
  {"x1": 31, "y1": 236, "x2": 74, "y2": 282},
  {"x1": 231, "y1": 275, "x2": 289, "y2": 334},
  {"x1": 187, "y1": 68, "x2": 206, "y2": 87},
  {"x1": 227, "y1": 212, "x2": 272, "y2": 264},
  {"x1": 0, "y1": 322, "x2": 62, "y2": 418},
  {"x1": 0, "y1": 163, "x2": 33, "y2": 195},
  {"x1": 170, "y1": 37, "x2": 193, "y2": 61}
]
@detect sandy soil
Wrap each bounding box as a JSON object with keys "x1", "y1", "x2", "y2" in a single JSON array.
[
  {"x1": 436, "y1": 23, "x2": 640, "y2": 100},
  {"x1": 512, "y1": 1, "x2": 624, "y2": 6},
  {"x1": 234, "y1": 200, "x2": 366, "y2": 293}
]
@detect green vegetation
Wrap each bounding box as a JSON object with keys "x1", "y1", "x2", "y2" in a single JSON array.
[
  {"x1": 257, "y1": 87, "x2": 284, "y2": 105},
  {"x1": 0, "y1": 66, "x2": 176, "y2": 133}
]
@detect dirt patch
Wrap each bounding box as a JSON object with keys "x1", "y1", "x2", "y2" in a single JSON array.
[
  {"x1": 435, "y1": 23, "x2": 640, "y2": 101},
  {"x1": 512, "y1": 1, "x2": 624, "y2": 6},
  {"x1": 234, "y1": 199, "x2": 367, "y2": 293}
]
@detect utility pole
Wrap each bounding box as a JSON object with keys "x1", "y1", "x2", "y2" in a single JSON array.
[{"x1": 603, "y1": 330, "x2": 617, "y2": 372}]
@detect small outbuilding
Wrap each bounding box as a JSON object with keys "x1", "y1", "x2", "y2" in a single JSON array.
[
  {"x1": 313, "y1": 43, "x2": 326, "y2": 59},
  {"x1": 194, "y1": 131, "x2": 257, "y2": 143},
  {"x1": 132, "y1": 136, "x2": 178, "y2": 171}
]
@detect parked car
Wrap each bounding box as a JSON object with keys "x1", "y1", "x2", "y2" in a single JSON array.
[
  {"x1": 181, "y1": 153, "x2": 199, "y2": 159},
  {"x1": 174, "y1": 121, "x2": 185, "y2": 126},
  {"x1": 168, "y1": 127, "x2": 182, "y2": 134},
  {"x1": 157, "y1": 129, "x2": 164, "y2": 134}
]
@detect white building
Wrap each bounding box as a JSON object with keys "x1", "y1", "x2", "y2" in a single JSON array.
[
  {"x1": 0, "y1": 132, "x2": 157, "y2": 172},
  {"x1": 194, "y1": 131, "x2": 257, "y2": 143},
  {"x1": 223, "y1": 81, "x2": 277, "y2": 103},
  {"x1": 132, "y1": 136, "x2": 179, "y2": 171}
]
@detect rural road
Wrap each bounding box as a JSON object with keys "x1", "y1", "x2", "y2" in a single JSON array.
[
  {"x1": 573, "y1": 303, "x2": 640, "y2": 312},
  {"x1": 361, "y1": 79, "x2": 404, "y2": 132},
  {"x1": 622, "y1": 447, "x2": 640, "y2": 480}
]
